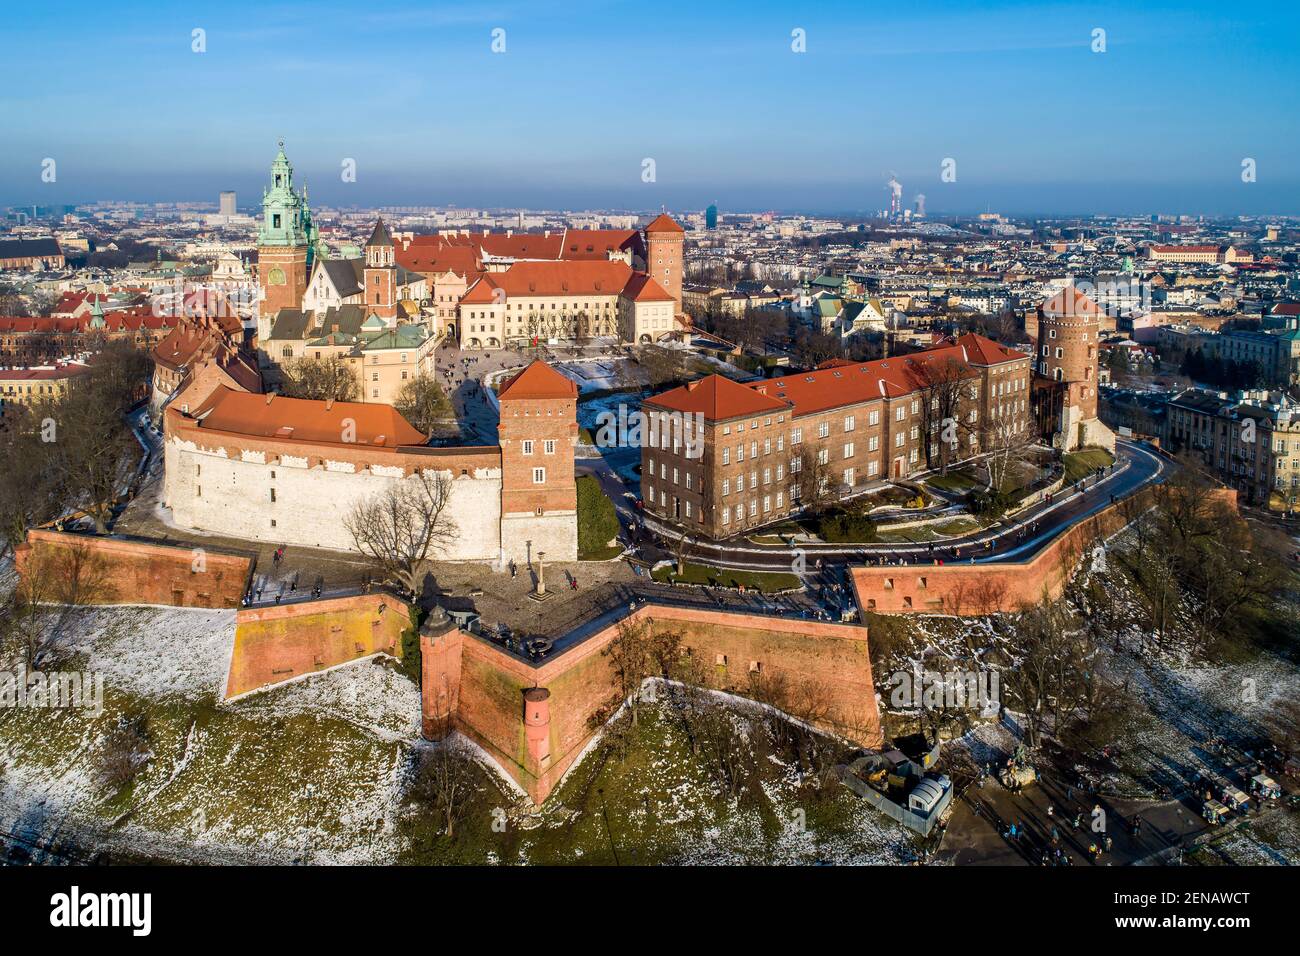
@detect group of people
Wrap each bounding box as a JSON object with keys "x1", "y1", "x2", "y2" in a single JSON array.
[{"x1": 241, "y1": 545, "x2": 327, "y2": 606}]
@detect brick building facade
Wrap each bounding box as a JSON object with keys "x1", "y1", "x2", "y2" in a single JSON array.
[{"x1": 640, "y1": 333, "x2": 1031, "y2": 540}]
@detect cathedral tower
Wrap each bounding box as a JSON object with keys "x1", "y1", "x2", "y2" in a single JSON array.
[
  {"x1": 256, "y1": 142, "x2": 312, "y2": 341},
  {"x1": 363, "y1": 217, "x2": 397, "y2": 322}
]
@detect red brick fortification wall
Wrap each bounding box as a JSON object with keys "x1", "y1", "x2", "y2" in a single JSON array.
[
  {"x1": 14, "y1": 529, "x2": 252, "y2": 609},
  {"x1": 851, "y1": 487, "x2": 1239, "y2": 615},
  {"x1": 226, "y1": 592, "x2": 413, "y2": 699},
  {"x1": 422, "y1": 605, "x2": 880, "y2": 805}
]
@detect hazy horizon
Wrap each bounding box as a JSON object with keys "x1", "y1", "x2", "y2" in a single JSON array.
[{"x1": 4, "y1": 0, "x2": 1298, "y2": 217}]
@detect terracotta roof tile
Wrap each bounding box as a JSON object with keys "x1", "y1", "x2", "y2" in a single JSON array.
[
  {"x1": 189, "y1": 387, "x2": 425, "y2": 447},
  {"x1": 497, "y1": 360, "x2": 578, "y2": 400}
]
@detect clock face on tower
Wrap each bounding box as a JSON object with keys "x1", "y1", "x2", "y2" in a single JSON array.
[{"x1": 268, "y1": 267, "x2": 286, "y2": 286}]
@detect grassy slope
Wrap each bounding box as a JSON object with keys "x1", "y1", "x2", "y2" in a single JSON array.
[{"x1": 1, "y1": 606, "x2": 912, "y2": 865}]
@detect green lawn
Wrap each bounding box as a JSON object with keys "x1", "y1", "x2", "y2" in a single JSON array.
[
  {"x1": 924, "y1": 468, "x2": 979, "y2": 493},
  {"x1": 1063, "y1": 448, "x2": 1115, "y2": 485},
  {"x1": 651, "y1": 562, "x2": 802, "y2": 592},
  {"x1": 577, "y1": 475, "x2": 622, "y2": 559},
  {"x1": 580, "y1": 544, "x2": 625, "y2": 561}
]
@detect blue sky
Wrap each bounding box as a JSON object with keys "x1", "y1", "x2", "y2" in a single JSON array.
[{"x1": 3, "y1": 0, "x2": 1298, "y2": 215}]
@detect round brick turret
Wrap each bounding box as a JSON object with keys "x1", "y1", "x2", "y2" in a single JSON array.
[
  {"x1": 1036, "y1": 284, "x2": 1101, "y2": 420},
  {"x1": 523, "y1": 686, "x2": 551, "y2": 764}
]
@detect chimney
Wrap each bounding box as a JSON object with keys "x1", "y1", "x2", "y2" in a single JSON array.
[
  {"x1": 324, "y1": 398, "x2": 334, "y2": 412},
  {"x1": 265, "y1": 392, "x2": 275, "y2": 405},
  {"x1": 685, "y1": 380, "x2": 699, "y2": 392}
]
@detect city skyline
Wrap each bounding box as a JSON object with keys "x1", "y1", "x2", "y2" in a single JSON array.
[{"x1": 3, "y1": 0, "x2": 1299, "y2": 215}]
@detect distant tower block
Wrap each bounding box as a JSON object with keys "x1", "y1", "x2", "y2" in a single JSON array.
[
  {"x1": 644, "y1": 213, "x2": 685, "y2": 315},
  {"x1": 705, "y1": 203, "x2": 718, "y2": 230},
  {"x1": 220, "y1": 191, "x2": 237, "y2": 217}
]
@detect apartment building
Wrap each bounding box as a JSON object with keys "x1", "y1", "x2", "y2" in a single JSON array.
[
  {"x1": 641, "y1": 333, "x2": 1031, "y2": 538},
  {"x1": 0, "y1": 360, "x2": 91, "y2": 411},
  {"x1": 1163, "y1": 387, "x2": 1300, "y2": 510}
]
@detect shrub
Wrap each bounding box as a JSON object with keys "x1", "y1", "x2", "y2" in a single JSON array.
[
  {"x1": 577, "y1": 475, "x2": 620, "y2": 554},
  {"x1": 818, "y1": 507, "x2": 877, "y2": 543}
]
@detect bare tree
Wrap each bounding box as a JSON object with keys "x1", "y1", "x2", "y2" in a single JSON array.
[
  {"x1": 980, "y1": 405, "x2": 1036, "y2": 495},
  {"x1": 908, "y1": 356, "x2": 972, "y2": 475},
  {"x1": 97, "y1": 714, "x2": 151, "y2": 791},
  {"x1": 42, "y1": 391, "x2": 139, "y2": 534},
  {"x1": 600, "y1": 618, "x2": 655, "y2": 728},
  {"x1": 792, "y1": 444, "x2": 835, "y2": 514},
  {"x1": 692, "y1": 697, "x2": 756, "y2": 799},
  {"x1": 343, "y1": 470, "x2": 455, "y2": 597},
  {"x1": 395, "y1": 373, "x2": 453, "y2": 438},
  {"x1": 997, "y1": 600, "x2": 1092, "y2": 748},
  {"x1": 408, "y1": 741, "x2": 476, "y2": 840},
  {"x1": 0, "y1": 428, "x2": 58, "y2": 556},
  {"x1": 281, "y1": 355, "x2": 359, "y2": 403}
]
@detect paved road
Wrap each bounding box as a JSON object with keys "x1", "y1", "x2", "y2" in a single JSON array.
[{"x1": 614, "y1": 440, "x2": 1167, "y2": 572}]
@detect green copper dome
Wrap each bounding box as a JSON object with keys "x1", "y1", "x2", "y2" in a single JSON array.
[{"x1": 258, "y1": 140, "x2": 313, "y2": 250}]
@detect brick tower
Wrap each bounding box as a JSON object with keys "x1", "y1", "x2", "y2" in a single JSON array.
[
  {"x1": 1035, "y1": 283, "x2": 1113, "y2": 451},
  {"x1": 496, "y1": 360, "x2": 579, "y2": 563},
  {"x1": 256, "y1": 142, "x2": 314, "y2": 342},
  {"x1": 363, "y1": 217, "x2": 397, "y2": 323},
  {"x1": 644, "y1": 213, "x2": 685, "y2": 315}
]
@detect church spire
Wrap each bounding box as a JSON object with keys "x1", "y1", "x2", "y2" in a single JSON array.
[{"x1": 258, "y1": 141, "x2": 310, "y2": 248}]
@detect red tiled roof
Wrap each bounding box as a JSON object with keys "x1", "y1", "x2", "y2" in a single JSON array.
[
  {"x1": 189, "y1": 386, "x2": 425, "y2": 447},
  {"x1": 646, "y1": 334, "x2": 1027, "y2": 422},
  {"x1": 460, "y1": 274, "x2": 500, "y2": 305},
  {"x1": 645, "y1": 373, "x2": 790, "y2": 421},
  {"x1": 497, "y1": 360, "x2": 578, "y2": 401},
  {"x1": 558, "y1": 228, "x2": 642, "y2": 260},
  {"x1": 464, "y1": 260, "x2": 634, "y2": 300},
  {"x1": 621, "y1": 272, "x2": 674, "y2": 302},
  {"x1": 644, "y1": 213, "x2": 685, "y2": 234},
  {"x1": 0, "y1": 362, "x2": 91, "y2": 382},
  {"x1": 953, "y1": 331, "x2": 1027, "y2": 366},
  {"x1": 1271, "y1": 303, "x2": 1300, "y2": 316},
  {"x1": 1041, "y1": 285, "x2": 1102, "y2": 317},
  {"x1": 394, "y1": 240, "x2": 481, "y2": 278}
]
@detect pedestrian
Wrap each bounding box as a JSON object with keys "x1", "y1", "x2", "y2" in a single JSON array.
[{"x1": 1047, "y1": 804, "x2": 1054, "y2": 818}]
